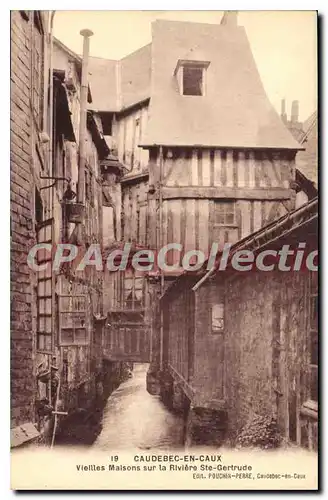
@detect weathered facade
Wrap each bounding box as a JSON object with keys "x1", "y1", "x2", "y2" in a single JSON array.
[
  {"x1": 11, "y1": 10, "x2": 50, "y2": 438},
  {"x1": 161, "y1": 197, "x2": 318, "y2": 449},
  {"x1": 281, "y1": 101, "x2": 318, "y2": 187},
  {"x1": 10, "y1": 13, "x2": 125, "y2": 447},
  {"x1": 11, "y1": 10, "x2": 318, "y2": 451}
]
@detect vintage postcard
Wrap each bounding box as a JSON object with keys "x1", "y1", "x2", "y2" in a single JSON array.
[{"x1": 10, "y1": 10, "x2": 318, "y2": 490}]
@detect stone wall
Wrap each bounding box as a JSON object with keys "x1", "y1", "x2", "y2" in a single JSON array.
[
  {"x1": 224, "y1": 269, "x2": 316, "y2": 448},
  {"x1": 224, "y1": 272, "x2": 277, "y2": 441},
  {"x1": 10, "y1": 11, "x2": 37, "y2": 427}
]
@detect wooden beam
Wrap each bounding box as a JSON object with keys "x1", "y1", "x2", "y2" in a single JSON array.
[
  {"x1": 162, "y1": 186, "x2": 294, "y2": 201},
  {"x1": 120, "y1": 171, "x2": 149, "y2": 185},
  {"x1": 168, "y1": 363, "x2": 195, "y2": 402}
]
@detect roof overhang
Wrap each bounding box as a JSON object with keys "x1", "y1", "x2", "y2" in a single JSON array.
[
  {"x1": 174, "y1": 58, "x2": 210, "y2": 76},
  {"x1": 86, "y1": 110, "x2": 110, "y2": 160}
]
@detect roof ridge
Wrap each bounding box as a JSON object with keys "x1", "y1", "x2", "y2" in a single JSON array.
[
  {"x1": 152, "y1": 18, "x2": 225, "y2": 28},
  {"x1": 301, "y1": 111, "x2": 317, "y2": 144},
  {"x1": 53, "y1": 36, "x2": 81, "y2": 63},
  {"x1": 89, "y1": 55, "x2": 118, "y2": 63},
  {"x1": 120, "y1": 43, "x2": 151, "y2": 61}
]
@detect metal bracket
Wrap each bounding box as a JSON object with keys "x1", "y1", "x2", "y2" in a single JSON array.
[{"x1": 40, "y1": 176, "x2": 71, "y2": 191}]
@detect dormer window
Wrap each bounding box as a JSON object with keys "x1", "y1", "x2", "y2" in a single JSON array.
[{"x1": 175, "y1": 59, "x2": 210, "y2": 97}]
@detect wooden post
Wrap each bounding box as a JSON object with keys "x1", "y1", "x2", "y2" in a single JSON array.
[{"x1": 77, "y1": 29, "x2": 93, "y2": 241}]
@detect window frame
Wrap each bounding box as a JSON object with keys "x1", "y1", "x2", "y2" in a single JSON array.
[
  {"x1": 175, "y1": 60, "x2": 210, "y2": 97},
  {"x1": 124, "y1": 271, "x2": 144, "y2": 310},
  {"x1": 182, "y1": 65, "x2": 205, "y2": 96},
  {"x1": 58, "y1": 294, "x2": 89, "y2": 346}
]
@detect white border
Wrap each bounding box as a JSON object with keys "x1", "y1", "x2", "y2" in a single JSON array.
[{"x1": 2, "y1": 3, "x2": 325, "y2": 498}]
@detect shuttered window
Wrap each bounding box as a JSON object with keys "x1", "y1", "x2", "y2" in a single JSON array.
[
  {"x1": 112, "y1": 269, "x2": 145, "y2": 310},
  {"x1": 214, "y1": 201, "x2": 236, "y2": 226},
  {"x1": 212, "y1": 200, "x2": 239, "y2": 246},
  {"x1": 58, "y1": 295, "x2": 88, "y2": 345},
  {"x1": 36, "y1": 219, "x2": 53, "y2": 352}
]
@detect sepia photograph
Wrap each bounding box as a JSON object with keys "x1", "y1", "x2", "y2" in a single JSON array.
[{"x1": 10, "y1": 9, "x2": 318, "y2": 490}]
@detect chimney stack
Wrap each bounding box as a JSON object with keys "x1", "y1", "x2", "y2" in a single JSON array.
[
  {"x1": 291, "y1": 100, "x2": 299, "y2": 124},
  {"x1": 220, "y1": 11, "x2": 238, "y2": 27},
  {"x1": 281, "y1": 99, "x2": 287, "y2": 124}
]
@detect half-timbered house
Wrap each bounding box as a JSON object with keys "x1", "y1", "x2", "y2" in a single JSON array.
[
  {"x1": 160, "y1": 197, "x2": 318, "y2": 449},
  {"x1": 88, "y1": 11, "x2": 303, "y2": 378}
]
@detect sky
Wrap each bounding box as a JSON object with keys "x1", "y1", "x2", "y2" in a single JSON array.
[{"x1": 53, "y1": 10, "x2": 317, "y2": 121}]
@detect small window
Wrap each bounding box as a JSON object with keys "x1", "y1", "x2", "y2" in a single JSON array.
[
  {"x1": 124, "y1": 273, "x2": 144, "y2": 310},
  {"x1": 211, "y1": 303, "x2": 224, "y2": 333},
  {"x1": 214, "y1": 201, "x2": 236, "y2": 226},
  {"x1": 100, "y1": 112, "x2": 113, "y2": 136},
  {"x1": 309, "y1": 271, "x2": 318, "y2": 401},
  {"x1": 183, "y1": 65, "x2": 204, "y2": 96}
]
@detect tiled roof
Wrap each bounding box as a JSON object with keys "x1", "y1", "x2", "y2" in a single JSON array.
[
  {"x1": 295, "y1": 110, "x2": 318, "y2": 185},
  {"x1": 120, "y1": 44, "x2": 152, "y2": 109},
  {"x1": 87, "y1": 44, "x2": 151, "y2": 112},
  {"x1": 55, "y1": 17, "x2": 302, "y2": 150},
  {"x1": 88, "y1": 57, "x2": 119, "y2": 111},
  {"x1": 141, "y1": 20, "x2": 301, "y2": 149}
]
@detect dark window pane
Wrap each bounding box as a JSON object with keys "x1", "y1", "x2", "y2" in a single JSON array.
[
  {"x1": 226, "y1": 213, "x2": 235, "y2": 225},
  {"x1": 61, "y1": 328, "x2": 74, "y2": 344},
  {"x1": 311, "y1": 331, "x2": 318, "y2": 365},
  {"x1": 183, "y1": 67, "x2": 203, "y2": 96},
  {"x1": 35, "y1": 188, "x2": 43, "y2": 223},
  {"x1": 311, "y1": 366, "x2": 318, "y2": 401},
  {"x1": 215, "y1": 214, "x2": 225, "y2": 224},
  {"x1": 214, "y1": 201, "x2": 236, "y2": 225}
]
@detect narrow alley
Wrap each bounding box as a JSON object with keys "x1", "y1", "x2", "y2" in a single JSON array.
[{"x1": 93, "y1": 364, "x2": 186, "y2": 451}]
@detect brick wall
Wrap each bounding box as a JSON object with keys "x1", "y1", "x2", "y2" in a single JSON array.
[{"x1": 10, "y1": 11, "x2": 36, "y2": 427}]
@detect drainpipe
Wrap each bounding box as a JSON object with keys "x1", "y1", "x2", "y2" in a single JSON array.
[{"x1": 77, "y1": 29, "x2": 93, "y2": 235}]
